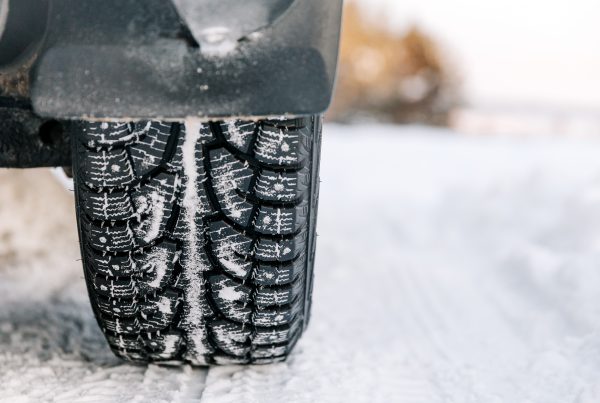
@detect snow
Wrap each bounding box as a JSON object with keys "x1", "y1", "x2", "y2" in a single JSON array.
[
  {"x1": 217, "y1": 255, "x2": 247, "y2": 278},
  {"x1": 216, "y1": 282, "x2": 245, "y2": 303},
  {"x1": 143, "y1": 246, "x2": 172, "y2": 289},
  {"x1": 255, "y1": 127, "x2": 298, "y2": 166},
  {"x1": 225, "y1": 121, "x2": 251, "y2": 149},
  {"x1": 179, "y1": 119, "x2": 211, "y2": 362},
  {"x1": 209, "y1": 150, "x2": 253, "y2": 220},
  {"x1": 156, "y1": 296, "x2": 174, "y2": 316},
  {"x1": 142, "y1": 191, "x2": 166, "y2": 243},
  {"x1": 50, "y1": 168, "x2": 74, "y2": 192},
  {"x1": 4, "y1": 125, "x2": 600, "y2": 401}
]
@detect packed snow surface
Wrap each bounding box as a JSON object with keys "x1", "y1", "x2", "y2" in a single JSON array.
[{"x1": 3, "y1": 124, "x2": 600, "y2": 402}]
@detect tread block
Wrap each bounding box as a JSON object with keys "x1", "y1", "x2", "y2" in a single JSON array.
[
  {"x1": 253, "y1": 201, "x2": 308, "y2": 235},
  {"x1": 255, "y1": 278, "x2": 303, "y2": 307},
  {"x1": 209, "y1": 319, "x2": 251, "y2": 344},
  {"x1": 80, "y1": 189, "x2": 134, "y2": 221},
  {"x1": 95, "y1": 296, "x2": 138, "y2": 318},
  {"x1": 208, "y1": 221, "x2": 253, "y2": 255},
  {"x1": 165, "y1": 124, "x2": 185, "y2": 172},
  {"x1": 220, "y1": 120, "x2": 256, "y2": 154},
  {"x1": 255, "y1": 167, "x2": 309, "y2": 202},
  {"x1": 253, "y1": 301, "x2": 302, "y2": 327},
  {"x1": 135, "y1": 241, "x2": 179, "y2": 294},
  {"x1": 214, "y1": 190, "x2": 253, "y2": 228},
  {"x1": 263, "y1": 117, "x2": 307, "y2": 129},
  {"x1": 79, "y1": 147, "x2": 135, "y2": 188},
  {"x1": 92, "y1": 274, "x2": 136, "y2": 298},
  {"x1": 208, "y1": 274, "x2": 252, "y2": 325},
  {"x1": 129, "y1": 122, "x2": 173, "y2": 177},
  {"x1": 103, "y1": 315, "x2": 140, "y2": 334},
  {"x1": 212, "y1": 247, "x2": 252, "y2": 280},
  {"x1": 209, "y1": 274, "x2": 251, "y2": 305},
  {"x1": 251, "y1": 345, "x2": 287, "y2": 360},
  {"x1": 255, "y1": 255, "x2": 305, "y2": 286},
  {"x1": 253, "y1": 323, "x2": 299, "y2": 345},
  {"x1": 209, "y1": 148, "x2": 254, "y2": 226},
  {"x1": 254, "y1": 233, "x2": 305, "y2": 262},
  {"x1": 83, "y1": 218, "x2": 133, "y2": 252},
  {"x1": 208, "y1": 221, "x2": 253, "y2": 278},
  {"x1": 139, "y1": 290, "x2": 180, "y2": 332},
  {"x1": 106, "y1": 333, "x2": 143, "y2": 351},
  {"x1": 209, "y1": 148, "x2": 254, "y2": 193},
  {"x1": 131, "y1": 173, "x2": 178, "y2": 246},
  {"x1": 143, "y1": 331, "x2": 183, "y2": 360},
  {"x1": 86, "y1": 250, "x2": 134, "y2": 277},
  {"x1": 216, "y1": 340, "x2": 249, "y2": 357},
  {"x1": 211, "y1": 298, "x2": 252, "y2": 324},
  {"x1": 254, "y1": 124, "x2": 310, "y2": 167},
  {"x1": 197, "y1": 121, "x2": 218, "y2": 143},
  {"x1": 212, "y1": 334, "x2": 250, "y2": 357},
  {"x1": 80, "y1": 122, "x2": 141, "y2": 148}
]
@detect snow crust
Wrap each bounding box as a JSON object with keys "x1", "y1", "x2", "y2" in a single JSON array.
[{"x1": 4, "y1": 125, "x2": 600, "y2": 401}]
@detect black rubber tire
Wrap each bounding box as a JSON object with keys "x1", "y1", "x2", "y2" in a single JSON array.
[{"x1": 72, "y1": 117, "x2": 322, "y2": 365}]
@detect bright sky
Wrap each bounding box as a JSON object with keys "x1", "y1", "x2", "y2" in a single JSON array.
[{"x1": 359, "y1": 0, "x2": 600, "y2": 111}]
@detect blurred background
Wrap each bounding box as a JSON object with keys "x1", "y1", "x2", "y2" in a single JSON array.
[{"x1": 328, "y1": 0, "x2": 600, "y2": 136}]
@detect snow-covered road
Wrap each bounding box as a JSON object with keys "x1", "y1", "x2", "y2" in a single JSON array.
[{"x1": 3, "y1": 125, "x2": 600, "y2": 402}]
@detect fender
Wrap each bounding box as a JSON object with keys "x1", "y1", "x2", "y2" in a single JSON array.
[{"x1": 31, "y1": 0, "x2": 343, "y2": 120}]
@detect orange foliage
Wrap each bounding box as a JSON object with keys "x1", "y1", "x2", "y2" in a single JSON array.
[{"x1": 328, "y1": 3, "x2": 460, "y2": 125}]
